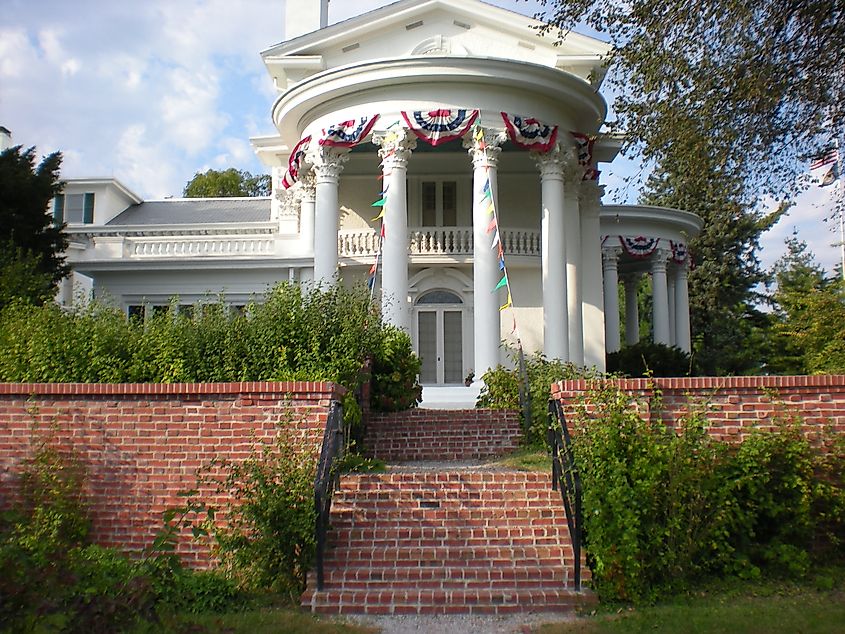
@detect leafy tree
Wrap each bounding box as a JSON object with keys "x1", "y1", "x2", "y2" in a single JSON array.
[
  {"x1": 768, "y1": 234, "x2": 845, "y2": 374},
  {"x1": 0, "y1": 146, "x2": 68, "y2": 305},
  {"x1": 183, "y1": 168, "x2": 270, "y2": 198},
  {"x1": 535, "y1": 0, "x2": 845, "y2": 199},
  {"x1": 0, "y1": 244, "x2": 56, "y2": 309},
  {"x1": 640, "y1": 136, "x2": 780, "y2": 375}
]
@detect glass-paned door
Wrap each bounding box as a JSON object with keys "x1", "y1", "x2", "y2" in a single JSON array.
[{"x1": 415, "y1": 290, "x2": 464, "y2": 385}]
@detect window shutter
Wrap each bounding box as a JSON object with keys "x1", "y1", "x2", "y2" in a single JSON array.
[
  {"x1": 83, "y1": 193, "x2": 95, "y2": 224},
  {"x1": 53, "y1": 194, "x2": 65, "y2": 224}
]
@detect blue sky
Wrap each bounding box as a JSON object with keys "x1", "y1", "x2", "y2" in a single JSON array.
[{"x1": 1, "y1": 0, "x2": 840, "y2": 274}]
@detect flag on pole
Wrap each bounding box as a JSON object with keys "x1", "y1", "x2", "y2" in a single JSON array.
[
  {"x1": 810, "y1": 147, "x2": 840, "y2": 170},
  {"x1": 820, "y1": 163, "x2": 840, "y2": 187}
]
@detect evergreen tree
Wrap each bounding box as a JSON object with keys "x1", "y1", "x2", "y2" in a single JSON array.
[
  {"x1": 640, "y1": 132, "x2": 780, "y2": 375},
  {"x1": 768, "y1": 233, "x2": 845, "y2": 374},
  {"x1": 0, "y1": 146, "x2": 68, "y2": 307}
]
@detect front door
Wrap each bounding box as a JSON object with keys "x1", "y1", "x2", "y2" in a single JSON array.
[{"x1": 415, "y1": 290, "x2": 464, "y2": 385}]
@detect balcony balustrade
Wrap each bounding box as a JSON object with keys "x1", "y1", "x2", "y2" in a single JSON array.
[{"x1": 339, "y1": 226, "x2": 540, "y2": 258}]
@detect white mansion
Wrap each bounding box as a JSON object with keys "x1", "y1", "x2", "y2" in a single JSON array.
[{"x1": 57, "y1": 0, "x2": 701, "y2": 384}]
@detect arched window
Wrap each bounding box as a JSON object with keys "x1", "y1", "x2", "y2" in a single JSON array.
[{"x1": 416, "y1": 290, "x2": 462, "y2": 305}]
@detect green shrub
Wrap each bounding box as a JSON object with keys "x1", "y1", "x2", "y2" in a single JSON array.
[
  {"x1": 477, "y1": 350, "x2": 597, "y2": 447},
  {"x1": 370, "y1": 326, "x2": 422, "y2": 411},
  {"x1": 568, "y1": 384, "x2": 845, "y2": 603},
  {"x1": 0, "y1": 282, "x2": 422, "y2": 415},
  {"x1": 195, "y1": 430, "x2": 317, "y2": 599},
  {"x1": 0, "y1": 440, "x2": 246, "y2": 632},
  {"x1": 606, "y1": 341, "x2": 694, "y2": 377}
]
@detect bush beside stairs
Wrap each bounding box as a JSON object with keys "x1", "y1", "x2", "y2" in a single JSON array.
[{"x1": 300, "y1": 408, "x2": 595, "y2": 615}]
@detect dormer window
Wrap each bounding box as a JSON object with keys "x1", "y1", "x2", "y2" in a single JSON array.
[{"x1": 53, "y1": 192, "x2": 94, "y2": 224}]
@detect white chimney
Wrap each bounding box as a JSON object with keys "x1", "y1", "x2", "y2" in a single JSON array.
[
  {"x1": 0, "y1": 127, "x2": 11, "y2": 152},
  {"x1": 284, "y1": 0, "x2": 329, "y2": 41}
]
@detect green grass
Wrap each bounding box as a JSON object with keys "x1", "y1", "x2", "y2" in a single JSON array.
[
  {"x1": 536, "y1": 586, "x2": 845, "y2": 634},
  {"x1": 490, "y1": 447, "x2": 552, "y2": 471},
  {"x1": 132, "y1": 608, "x2": 377, "y2": 633}
]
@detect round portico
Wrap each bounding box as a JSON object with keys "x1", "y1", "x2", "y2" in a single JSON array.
[
  {"x1": 271, "y1": 52, "x2": 611, "y2": 381},
  {"x1": 600, "y1": 205, "x2": 703, "y2": 354}
]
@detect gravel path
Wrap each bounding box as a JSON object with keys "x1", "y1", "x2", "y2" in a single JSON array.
[{"x1": 342, "y1": 613, "x2": 578, "y2": 633}]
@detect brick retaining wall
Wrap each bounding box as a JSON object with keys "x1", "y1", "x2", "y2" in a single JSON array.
[
  {"x1": 0, "y1": 381, "x2": 344, "y2": 566},
  {"x1": 553, "y1": 375, "x2": 845, "y2": 443}
]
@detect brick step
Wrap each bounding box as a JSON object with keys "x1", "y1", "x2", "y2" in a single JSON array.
[
  {"x1": 363, "y1": 409, "x2": 522, "y2": 461},
  {"x1": 327, "y1": 526, "x2": 569, "y2": 541},
  {"x1": 301, "y1": 587, "x2": 594, "y2": 615},
  {"x1": 328, "y1": 510, "x2": 564, "y2": 524},
  {"x1": 308, "y1": 565, "x2": 572, "y2": 588},
  {"x1": 329, "y1": 535, "x2": 567, "y2": 549},
  {"x1": 324, "y1": 545, "x2": 571, "y2": 566},
  {"x1": 301, "y1": 467, "x2": 590, "y2": 615}
]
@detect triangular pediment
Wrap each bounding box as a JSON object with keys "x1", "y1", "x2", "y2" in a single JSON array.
[{"x1": 263, "y1": 0, "x2": 610, "y2": 89}]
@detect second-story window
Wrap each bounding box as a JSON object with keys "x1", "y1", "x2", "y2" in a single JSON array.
[
  {"x1": 420, "y1": 180, "x2": 458, "y2": 226},
  {"x1": 53, "y1": 192, "x2": 94, "y2": 224}
]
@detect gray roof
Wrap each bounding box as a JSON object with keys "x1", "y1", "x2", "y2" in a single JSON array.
[{"x1": 106, "y1": 198, "x2": 272, "y2": 226}]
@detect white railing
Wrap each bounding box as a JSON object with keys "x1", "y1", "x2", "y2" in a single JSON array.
[
  {"x1": 128, "y1": 237, "x2": 274, "y2": 257},
  {"x1": 338, "y1": 226, "x2": 540, "y2": 258}
]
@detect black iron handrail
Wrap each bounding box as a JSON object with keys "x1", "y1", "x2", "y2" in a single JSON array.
[
  {"x1": 548, "y1": 398, "x2": 583, "y2": 592},
  {"x1": 516, "y1": 343, "x2": 532, "y2": 433},
  {"x1": 314, "y1": 398, "x2": 344, "y2": 591}
]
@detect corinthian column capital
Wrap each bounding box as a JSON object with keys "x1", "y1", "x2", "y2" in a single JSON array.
[
  {"x1": 532, "y1": 143, "x2": 568, "y2": 180},
  {"x1": 463, "y1": 128, "x2": 506, "y2": 169},
  {"x1": 373, "y1": 129, "x2": 417, "y2": 168},
  {"x1": 310, "y1": 147, "x2": 349, "y2": 182}
]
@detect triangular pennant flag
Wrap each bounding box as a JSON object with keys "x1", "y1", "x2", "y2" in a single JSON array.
[
  {"x1": 494, "y1": 274, "x2": 508, "y2": 291},
  {"x1": 482, "y1": 180, "x2": 492, "y2": 198},
  {"x1": 486, "y1": 200, "x2": 495, "y2": 215},
  {"x1": 491, "y1": 230, "x2": 501, "y2": 248},
  {"x1": 499, "y1": 292, "x2": 512, "y2": 311},
  {"x1": 372, "y1": 209, "x2": 385, "y2": 221},
  {"x1": 497, "y1": 244, "x2": 504, "y2": 260},
  {"x1": 498, "y1": 257, "x2": 505, "y2": 271},
  {"x1": 380, "y1": 224, "x2": 386, "y2": 238},
  {"x1": 486, "y1": 217, "x2": 498, "y2": 234},
  {"x1": 368, "y1": 263, "x2": 377, "y2": 274},
  {"x1": 372, "y1": 197, "x2": 387, "y2": 207}
]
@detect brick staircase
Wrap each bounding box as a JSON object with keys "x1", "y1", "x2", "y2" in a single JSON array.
[{"x1": 301, "y1": 409, "x2": 593, "y2": 615}]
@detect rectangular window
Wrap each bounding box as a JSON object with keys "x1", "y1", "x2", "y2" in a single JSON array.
[
  {"x1": 58, "y1": 192, "x2": 95, "y2": 224},
  {"x1": 442, "y1": 181, "x2": 457, "y2": 226},
  {"x1": 419, "y1": 180, "x2": 460, "y2": 226},
  {"x1": 421, "y1": 181, "x2": 437, "y2": 226}
]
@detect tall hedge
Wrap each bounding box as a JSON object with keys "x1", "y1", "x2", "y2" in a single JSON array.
[{"x1": 0, "y1": 282, "x2": 420, "y2": 411}]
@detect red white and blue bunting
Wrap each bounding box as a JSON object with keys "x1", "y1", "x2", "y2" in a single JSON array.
[
  {"x1": 401, "y1": 109, "x2": 479, "y2": 146},
  {"x1": 570, "y1": 131, "x2": 600, "y2": 181},
  {"x1": 320, "y1": 115, "x2": 380, "y2": 148},
  {"x1": 500, "y1": 112, "x2": 558, "y2": 153},
  {"x1": 670, "y1": 240, "x2": 689, "y2": 264},
  {"x1": 619, "y1": 235, "x2": 659, "y2": 258},
  {"x1": 281, "y1": 135, "x2": 312, "y2": 190}
]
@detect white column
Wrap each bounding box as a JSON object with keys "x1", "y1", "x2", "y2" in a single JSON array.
[
  {"x1": 651, "y1": 249, "x2": 671, "y2": 346},
  {"x1": 312, "y1": 148, "x2": 349, "y2": 285},
  {"x1": 674, "y1": 261, "x2": 692, "y2": 353},
  {"x1": 298, "y1": 171, "x2": 316, "y2": 259},
  {"x1": 534, "y1": 146, "x2": 568, "y2": 361},
  {"x1": 373, "y1": 130, "x2": 416, "y2": 333},
  {"x1": 602, "y1": 246, "x2": 622, "y2": 353},
  {"x1": 668, "y1": 273, "x2": 677, "y2": 346},
  {"x1": 623, "y1": 273, "x2": 641, "y2": 346},
  {"x1": 564, "y1": 160, "x2": 583, "y2": 365},
  {"x1": 580, "y1": 179, "x2": 605, "y2": 370},
  {"x1": 464, "y1": 130, "x2": 504, "y2": 378}
]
